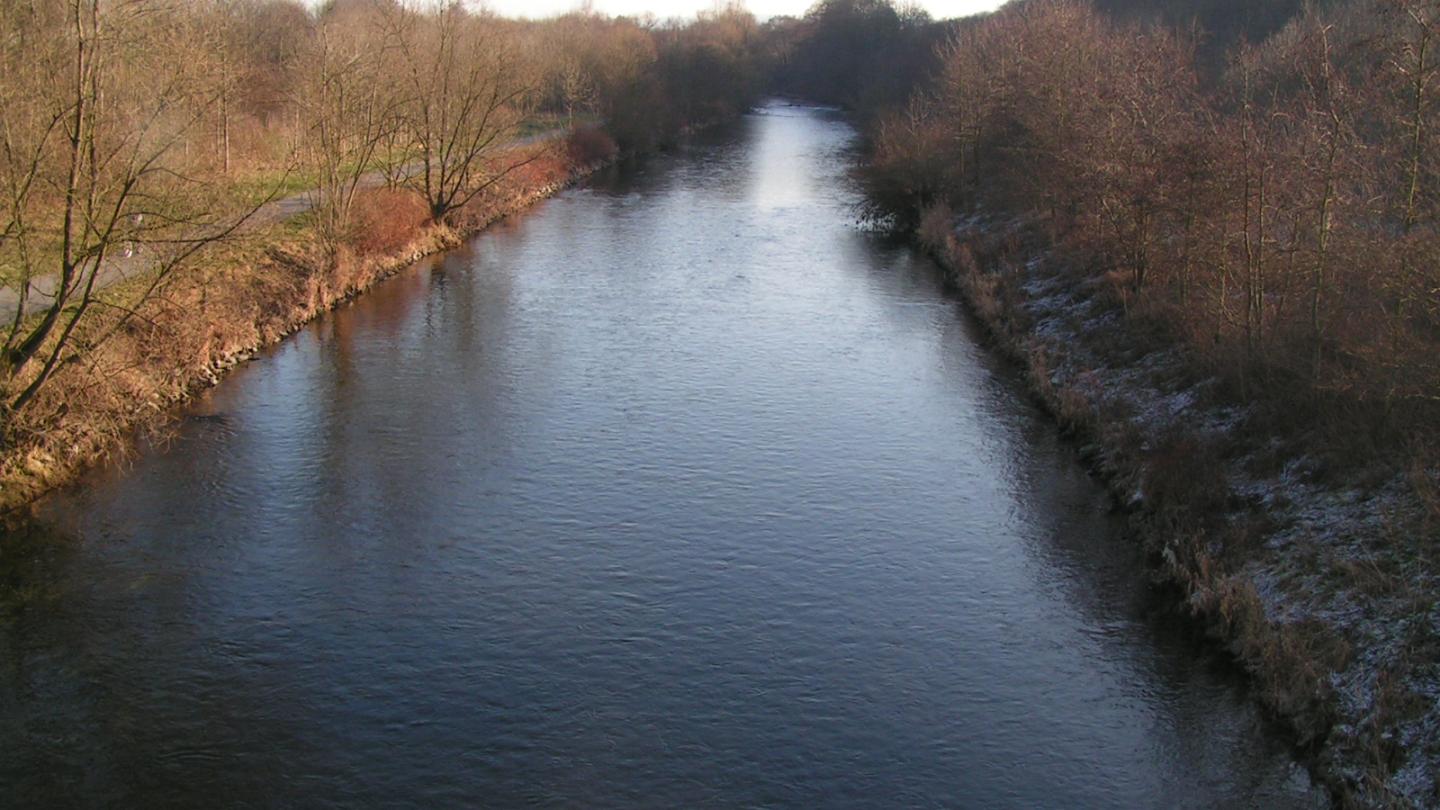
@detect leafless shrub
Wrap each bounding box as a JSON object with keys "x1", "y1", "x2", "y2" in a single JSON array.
[{"x1": 347, "y1": 190, "x2": 429, "y2": 257}]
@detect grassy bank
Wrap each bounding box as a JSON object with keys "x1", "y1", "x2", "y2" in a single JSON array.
[
  {"x1": 916, "y1": 205, "x2": 1438, "y2": 808},
  {"x1": 0, "y1": 129, "x2": 620, "y2": 515}
]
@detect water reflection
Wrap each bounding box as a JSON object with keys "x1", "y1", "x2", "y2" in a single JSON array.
[{"x1": 1, "y1": 101, "x2": 1323, "y2": 808}]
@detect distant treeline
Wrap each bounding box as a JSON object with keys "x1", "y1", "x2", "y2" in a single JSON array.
[{"x1": 764, "y1": 0, "x2": 951, "y2": 113}]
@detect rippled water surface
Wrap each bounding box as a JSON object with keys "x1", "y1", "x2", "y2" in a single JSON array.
[{"x1": 1, "y1": 102, "x2": 1323, "y2": 807}]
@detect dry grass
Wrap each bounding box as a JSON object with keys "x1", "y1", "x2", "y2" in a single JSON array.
[
  {"x1": 1359, "y1": 669, "x2": 1430, "y2": 805},
  {"x1": 1195, "y1": 575, "x2": 1349, "y2": 747},
  {"x1": 1143, "y1": 432, "x2": 1229, "y2": 524},
  {"x1": 1410, "y1": 454, "x2": 1440, "y2": 541},
  {"x1": 916, "y1": 202, "x2": 956, "y2": 255},
  {"x1": 1025, "y1": 347, "x2": 1096, "y2": 436}
]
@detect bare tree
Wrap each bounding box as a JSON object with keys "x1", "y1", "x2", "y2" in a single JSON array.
[
  {"x1": 296, "y1": 16, "x2": 399, "y2": 252},
  {"x1": 0, "y1": 0, "x2": 255, "y2": 420},
  {"x1": 382, "y1": 2, "x2": 537, "y2": 222}
]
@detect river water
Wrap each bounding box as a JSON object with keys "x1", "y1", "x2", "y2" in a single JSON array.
[{"x1": 1, "y1": 102, "x2": 1322, "y2": 807}]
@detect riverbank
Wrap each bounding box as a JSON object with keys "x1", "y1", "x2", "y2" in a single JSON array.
[
  {"x1": 916, "y1": 206, "x2": 1438, "y2": 808},
  {"x1": 0, "y1": 130, "x2": 620, "y2": 515}
]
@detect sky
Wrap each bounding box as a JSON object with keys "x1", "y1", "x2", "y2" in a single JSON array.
[{"x1": 481, "y1": 0, "x2": 1007, "y2": 22}]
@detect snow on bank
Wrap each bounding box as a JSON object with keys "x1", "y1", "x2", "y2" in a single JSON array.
[{"x1": 948, "y1": 215, "x2": 1439, "y2": 808}]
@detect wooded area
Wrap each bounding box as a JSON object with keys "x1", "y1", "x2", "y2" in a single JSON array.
[
  {"x1": 0, "y1": 0, "x2": 766, "y2": 441},
  {"x1": 840, "y1": 0, "x2": 1440, "y2": 482}
]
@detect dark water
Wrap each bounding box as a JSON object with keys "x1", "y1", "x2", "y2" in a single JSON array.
[{"x1": 1, "y1": 102, "x2": 1322, "y2": 808}]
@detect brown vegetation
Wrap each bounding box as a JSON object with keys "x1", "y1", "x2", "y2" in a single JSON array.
[
  {"x1": 567, "y1": 126, "x2": 621, "y2": 166},
  {"x1": 0, "y1": 0, "x2": 768, "y2": 507},
  {"x1": 875, "y1": 0, "x2": 1440, "y2": 464},
  {"x1": 346, "y1": 189, "x2": 430, "y2": 256},
  {"x1": 842, "y1": 2, "x2": 1440, "y2": 798},
  {"x1": 0, "y1": 138, "x2": 600, "y2": 513}
]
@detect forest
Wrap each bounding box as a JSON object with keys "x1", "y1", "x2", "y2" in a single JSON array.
[{"x1": 848, "y1": 0, "x2": 1440, "y2": 474}]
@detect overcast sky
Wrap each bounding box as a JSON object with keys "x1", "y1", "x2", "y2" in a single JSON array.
[{"x1": 481, "y1": 0, "x2": 1007, "y2": 22}]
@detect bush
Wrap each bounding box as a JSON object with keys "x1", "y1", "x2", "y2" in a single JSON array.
[
  {"x1": 346, "y1": 189, "x2": 430, "y2": 256},
  {"x1": 916, "y1": 202, "x2": 955, "y2": 254},
  {"x1": 567, "y1": 126, "x2": 619, "y2": 165},
  {"x1": 1143, "y1": 431, "x2": 1229, "y2": 526}
]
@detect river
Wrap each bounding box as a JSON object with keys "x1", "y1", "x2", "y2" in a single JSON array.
[{"x1": 0, "y1": 101, "x2": 1323, "y2": 807}]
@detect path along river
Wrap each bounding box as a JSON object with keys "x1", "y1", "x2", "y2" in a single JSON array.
[{"x1": 0, "y1": 102, "x2": 1325, "y2": 808}]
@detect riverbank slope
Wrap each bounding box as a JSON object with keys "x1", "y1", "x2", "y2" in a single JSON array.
[{"x1": 916, "y1": 207, "x2": 1438, "y2": 808}]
